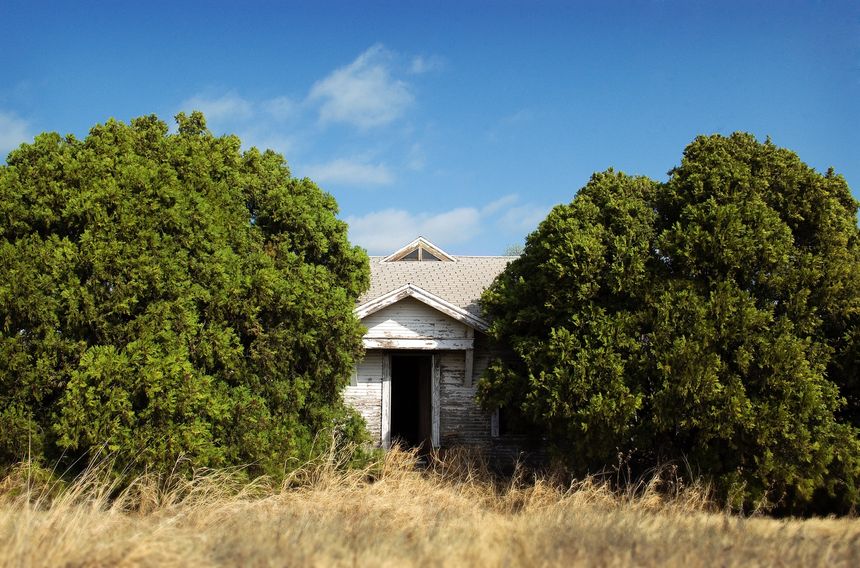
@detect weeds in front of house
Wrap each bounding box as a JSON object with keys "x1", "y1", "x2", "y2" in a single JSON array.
[{"x1": 1, "y1": 444, "x2": 858, "y2": 567}]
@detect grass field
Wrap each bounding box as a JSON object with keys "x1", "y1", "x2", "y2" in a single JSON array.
[{"x1": 1, "y1": 446, "x2": 858, "y2": 567}]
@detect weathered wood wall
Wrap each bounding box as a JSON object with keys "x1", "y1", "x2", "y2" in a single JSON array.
[
  {"x1": 346, "y1": 300, "x2": 513, "y2": 451},
  {"x1": 344, "y1": 352, "x2": 384, "y2": 445},
  {"x1": 439, "y1": 332, "x2": 507, "y2": 447}
]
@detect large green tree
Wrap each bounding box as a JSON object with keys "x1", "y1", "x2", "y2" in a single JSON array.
[
  {"x1": 0, "y1": 113, "x2": 369, "y2": 477},
  {"x1": 479, "y1": 134, "x2": 860, "y2": 512}
]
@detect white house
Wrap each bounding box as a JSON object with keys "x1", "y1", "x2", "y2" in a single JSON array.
[{"x1": 345, "y1": 237, "x2": 512, "y2": 451}]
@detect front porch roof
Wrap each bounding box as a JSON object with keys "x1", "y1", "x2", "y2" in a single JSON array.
[{"x1": 355, "y1": 283, "x2": 491, "y2": 332}]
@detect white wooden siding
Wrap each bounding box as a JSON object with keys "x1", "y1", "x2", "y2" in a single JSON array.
[
  {"x1": 362, "y1": 297, "x2": 470, "y2": 340},
  {"x1": 343, "y1": 351, "x2": 384, "y2": 445},
  {"x1": 438, "y1": 351, "x2": 493, "y2": 446}
]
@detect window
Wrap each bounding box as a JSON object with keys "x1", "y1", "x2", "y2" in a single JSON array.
[
  {"x1": 399, "y1": 247, "x2": 441, "y2": 261},
  {"x1": 491, "y1": 406, "x2": 520, "y2": 437}
]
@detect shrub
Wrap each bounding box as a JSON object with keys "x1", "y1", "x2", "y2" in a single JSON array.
[
  {"x1": 479, "y1": 134, "x2": 860, "y2": 512},
  {"x1": 0, "y1": 112, "x2": 369, "y2": 477}
]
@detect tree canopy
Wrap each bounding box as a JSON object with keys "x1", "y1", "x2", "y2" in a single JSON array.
[
  {"x1": 479, "y1": 133, "x2": 860, "y2": 512},
  {"x1": 0, "y1": 113, "x2": 370, "y2": 477}
]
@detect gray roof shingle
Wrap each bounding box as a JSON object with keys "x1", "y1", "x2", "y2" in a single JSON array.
[{"x1": 357, "y1": 256, "x2": 513, "y2": 318}]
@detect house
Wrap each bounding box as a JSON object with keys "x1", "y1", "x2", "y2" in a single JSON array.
[{"x1": 345, "y1": 237, "x2": 513, "y2": 452}]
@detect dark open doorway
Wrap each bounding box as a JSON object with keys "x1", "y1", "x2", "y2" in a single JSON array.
[{"x1": 390, "y1": 354, "x2": 433, "y2": 452}]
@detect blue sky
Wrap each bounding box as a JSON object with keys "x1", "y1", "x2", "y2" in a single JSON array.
[{"x1": 2, "y1": 1, "x2": 858, "y2": 254}]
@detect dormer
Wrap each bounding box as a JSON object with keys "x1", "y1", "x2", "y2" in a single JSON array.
[{"x1": 381, "y1": 236, "x2": 456, "y2": 263}]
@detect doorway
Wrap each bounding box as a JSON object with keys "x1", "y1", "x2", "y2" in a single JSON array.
[{"x1": 390, "y1": 354, "x2": 433, "y2": 451}]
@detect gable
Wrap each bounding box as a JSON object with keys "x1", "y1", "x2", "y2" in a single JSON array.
[
  {"x1": 356, "y1": 282, "x2": 490, "y2": 332},
  {"x1": 361, "y1": 297, "x2": 470, "y2": 340},
  {"x1": 359, "y1": 294, "x2": 474, "y2": 350},
  {"x1": 382, "y1": 236, "x2": 456, "y2": 263}
]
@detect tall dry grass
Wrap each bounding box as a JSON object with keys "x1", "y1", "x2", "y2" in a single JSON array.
[{"x1": 1, "y1": 445, "x2": 859, "y2": 567}]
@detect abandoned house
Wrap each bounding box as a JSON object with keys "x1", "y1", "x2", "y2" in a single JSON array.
[{"x1": 345, "y1": 237, "x2": 514, "y2": 453}]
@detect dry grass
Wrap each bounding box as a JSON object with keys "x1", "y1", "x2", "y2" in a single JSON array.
[{"x1": 1, "y1": 446, "x2": 859, "y2": 567}]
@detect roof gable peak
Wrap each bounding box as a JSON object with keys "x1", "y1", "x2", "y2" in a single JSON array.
[{"x1": 381, "y1": 236, "x2": 456, "y2": 263}]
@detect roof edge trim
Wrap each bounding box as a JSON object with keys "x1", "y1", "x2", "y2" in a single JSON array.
[{"x1": 355, "y1": 283, "x2": 490, "y2": 332}]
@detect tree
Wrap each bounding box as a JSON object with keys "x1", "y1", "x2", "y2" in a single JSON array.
[
  {"x1": 503, "y1": 243, "x2": 524, "y2": 256},
  {"x1": 0, "y1": 113, "x2": 370, "y2": 477},
  {"x1": 479, "y1": 134, "x2": 860, "y2": 512}
]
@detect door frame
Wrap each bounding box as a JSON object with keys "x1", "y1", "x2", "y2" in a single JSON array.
[{"x1": 381, "y1": 352, "x2": 440, "y2": 449}]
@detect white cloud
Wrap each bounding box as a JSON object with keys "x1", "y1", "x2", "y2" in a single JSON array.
[
  {"x1": 0, "y1": 111, "x2": 32, "y2": 158},
  {"x1": 346, "y1": 194, "x2": 550, "y2": 254},
  {"x1": 177, "y1": 90, "x2": 301, "y2": 157},
  {"x1": 304, "y1": 158, "x2": 394, "y2": 186},
  {"x1": 176, "y1": 45, "x2": 442, "y2": 175},
  {"x1": 262, "y1": 96, "x2": 297, "y2": 121},
  {"x1": 238, "y1": 129, "x2": 298, "y2": 157},
  {"x1": 308, "y1": 44, "x2": 414, "y2": 129},
  {"x1": 422, "y1": 208, "x2": 482, "y2": 241},
  {"x1": 181, "y1": 91, "x2": 253, "y2": 122},
  {"x1": 406, "y1": 143, "x2": 426, "y2": 171},
  {"x1": 409, "y1": 55, "x2": 444, "y2": 74},
  {"x1": 179, "y1": 91, "x2": 300, "y2": 125},
  {"x1": 497, "y1": 203, "x2": 552, "y2": 233},
  {"x1": 346, "y1": 207, "x2": 481, "y2": 254},
  {"x1": 481, "y1": 194, "x2": 519, "y2": 215}
]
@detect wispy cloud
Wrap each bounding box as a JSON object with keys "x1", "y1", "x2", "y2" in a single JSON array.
[
  {"x1": 497, "y1": 203, "x2": 552, "y2": 233},
  {"x1": 261, "y1": 96, "x2": 297, "y2": 121},
  {"x1": 483, "y1": 194, "x2": 550, "y2": 233},
  {"x1": 345, "y1": 194, "x2": 550, "y2": 254},
  {"x1": 487, "y1": 108, "x2": 536, "y2": 142},
  {"x1": 237, "y1": 129, "x2": 299, "y2": 158},
  {"x1": 303, "y1": 158, "x2": 394, "y2": 186},
  {"x1": 308, "y1": 44, "x2": 414, "y2": 129},
  {"x1": 178, "y1": 91, "x2": 300, "y2": 155},
  {"x1": 181, "y1": 91, "x2": 254, "y2": 122},
  {"x1": 346, "y1": 207, "x2": 482, "y2": 254},
  {"x1": 179, "y1": 44, "x2": 441, "y2": 182},
  {"x1": 409, "y1": 55, "x2": 444, "y2": 74},
  {"x1": 406, "y1": 143, "x2": 426, "y2": 171},
  {"x1": 0, "y1": 111, "x2": 32, "y2": 158},
  {"x1": 481, "y1": 194, "x2": 519, "y2": 215}
]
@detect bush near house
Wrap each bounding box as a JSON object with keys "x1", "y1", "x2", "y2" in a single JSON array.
[
  {"x1": 0, "y1": 112, "x2": 369, "y2": 478},
  {"x1": 479, "y1": 133, "x2": 860, "y2": 513}
]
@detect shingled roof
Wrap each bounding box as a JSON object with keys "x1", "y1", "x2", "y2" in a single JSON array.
[{"x1": 356, "y1": 239, "x2": 513, "y2": 320}]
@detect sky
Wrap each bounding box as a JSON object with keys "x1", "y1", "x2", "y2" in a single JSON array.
[{"x1": 2, "y1": 1, "x2": 858, "y2": 255}]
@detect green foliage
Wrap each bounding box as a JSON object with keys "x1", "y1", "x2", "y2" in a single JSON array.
[
  {"x1": 0, "y1": 113, "x2": 370, "y2": 477},
  {"x1": 479, "y1": 134, "x2": 860, "y2": 513}
]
